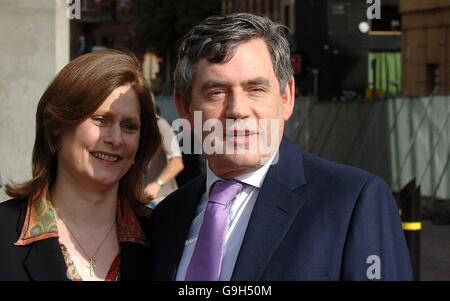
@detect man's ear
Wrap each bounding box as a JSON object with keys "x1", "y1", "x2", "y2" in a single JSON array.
[
  {"x1": 173, "y1": 90, "x2": 194, "y2": 127},
  {"x1": 282, "y1": 77, "x2": 295, "y2": 121}
]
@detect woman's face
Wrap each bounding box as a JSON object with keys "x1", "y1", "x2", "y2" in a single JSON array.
[{"x1": 57, "y1": 84, "x2": 141, "y2": 190}]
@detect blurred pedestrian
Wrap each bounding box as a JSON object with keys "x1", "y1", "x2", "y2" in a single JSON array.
[{"x1": 143, "y1": 109, "x2": 184, "y2": 208}]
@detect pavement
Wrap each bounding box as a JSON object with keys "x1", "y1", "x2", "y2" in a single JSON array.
[{"x1": 420, "y1": 219, "x2": 450, "y2": 280}]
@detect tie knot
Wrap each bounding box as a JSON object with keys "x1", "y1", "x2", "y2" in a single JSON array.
[{"x1": 209, "y1": 179, "x2": 243, "y2": 206}]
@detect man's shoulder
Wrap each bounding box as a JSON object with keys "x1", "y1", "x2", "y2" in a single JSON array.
[
  {"x1": 299, "y1": 150, "x2": 392, "y2": 203},
  {"x1": 302, "y1": 151, "x2": 375, "y2": 182},
  {"x1": 280, "y1": 137, "x2": 376, "y2": 186},
  {"x1": 280, "y1": 138, "x2": 388, "y2": 198}
]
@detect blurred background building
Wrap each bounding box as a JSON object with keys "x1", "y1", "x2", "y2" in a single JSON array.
[
  {"x1": 67, "y1": 0, "x2": 403, "y2": 100},
  {"x1": 69, "y1": 1, "x2": 162, "y2": 94},
  {"x1": 401, "y1": 1, "x2": 450, "y2": 96},
  {"x1": 0, "y1": 0, "x2": 449, "y2": 280},
  {"x1": 221, "y1": 0, "x2": 401, "y2": 100},
  {"x1": 70, "y1": 0, "x2": 143, "y2": 58}
]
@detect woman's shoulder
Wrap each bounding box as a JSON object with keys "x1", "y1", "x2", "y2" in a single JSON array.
[
  {"x1": 0, "y1": 198, "x2": 28, "y2": 217},
  {"x1": 0, "y1": 198, "x2": 28, "y2": 243},
  {"x1": 0, "y1": 197, "x2": 28, "y2": 207}
]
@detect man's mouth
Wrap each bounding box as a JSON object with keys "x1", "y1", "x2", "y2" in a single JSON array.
[{"x1": 226, "y1": 129, "x2": 258, "y2": 137}]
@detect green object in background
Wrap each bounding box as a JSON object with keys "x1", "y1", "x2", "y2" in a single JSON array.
[{"x1": 369, "y1": 52, "x2": 402, "y2": 97}]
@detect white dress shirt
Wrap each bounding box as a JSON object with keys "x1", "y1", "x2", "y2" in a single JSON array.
[{"x1": 175, "y1": 151, "x2": 279, "y2": 281}]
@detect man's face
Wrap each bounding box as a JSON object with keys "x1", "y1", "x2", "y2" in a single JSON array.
[{"x1": 178, "y1": 38, "x2": 294, "y2": 178}]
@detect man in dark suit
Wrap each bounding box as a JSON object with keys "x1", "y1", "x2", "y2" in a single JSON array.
[{"x1": 147, "y1": 13, "x2": 413, "y2": 281}]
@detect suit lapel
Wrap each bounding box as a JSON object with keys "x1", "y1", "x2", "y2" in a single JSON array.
[
  {"x1": 170, "y1": 175, "x2": 206, "y2": 279},
  {"x1": 23, "y1": 238, "x2": 69, "y2": 281},
  {"x1": 120, "y1": 243, "x2": 151, "y2": 280},
  {"x1": 12, "y1": 199, "x2": 68, "y2": 281},
  {"x1": 150, "y1": 175, "x2": 206, "y2": 280},
  {"x1": 232, "y1": 137, "x2": 307, "y2": 280}
]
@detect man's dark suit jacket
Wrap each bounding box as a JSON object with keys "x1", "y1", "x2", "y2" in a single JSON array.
[
  {"x1": 147, "y1": 137, "x2": 413, "y2": 280},
  {"x1": 0, "y1": 198, "x2": 152, "y2": 281}
]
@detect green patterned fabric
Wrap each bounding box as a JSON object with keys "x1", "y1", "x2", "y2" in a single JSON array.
[{"x1": 30, "y1": 198, "x2": 58, "y2": 237}]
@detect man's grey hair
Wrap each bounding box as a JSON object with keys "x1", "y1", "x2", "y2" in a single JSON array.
[{"x1": 174, "y1": 13, "x2": 294, "y2": 100}]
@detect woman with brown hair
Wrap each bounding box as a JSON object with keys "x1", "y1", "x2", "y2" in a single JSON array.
[{"x1": 0, "y1": 50, "x2": 161, "y2": 281}]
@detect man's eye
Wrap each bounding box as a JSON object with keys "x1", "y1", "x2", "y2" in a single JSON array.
[
  {"x1": 208, "y1": 90, "x2": 226, "y2": 99},
  {"x1": 250, "y1": 87, "x2": 266, "y2": 93}
]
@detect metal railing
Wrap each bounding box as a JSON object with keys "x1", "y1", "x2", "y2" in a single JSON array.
[{"x1": 287, "y1": 96, "x2": 450, "y2": 201}]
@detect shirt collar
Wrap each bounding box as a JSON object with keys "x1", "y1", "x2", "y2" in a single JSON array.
[
  {"x1": 206, "y1": 148, "x2": 279, "y2": 195},
  {"x1": 15, "y1": 197, "x2": 149, "y2": 247}
]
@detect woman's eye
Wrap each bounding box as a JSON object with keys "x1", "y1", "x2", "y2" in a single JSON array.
[
  {"x1": 122, "y1": 122, "x2": 138, "y2": 131},
  {"x1": 92, "y1": 116, "x2": 107, "y2": 125}
]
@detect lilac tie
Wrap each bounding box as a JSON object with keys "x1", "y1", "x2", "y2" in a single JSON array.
[{"x1": 185, "y1": 179, "x2": 244, "y2": 281}]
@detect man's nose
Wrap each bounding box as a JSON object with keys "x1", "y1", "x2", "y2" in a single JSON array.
[{"x1": 226, "y1": 91, "x2": 251, "y2": 119}]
